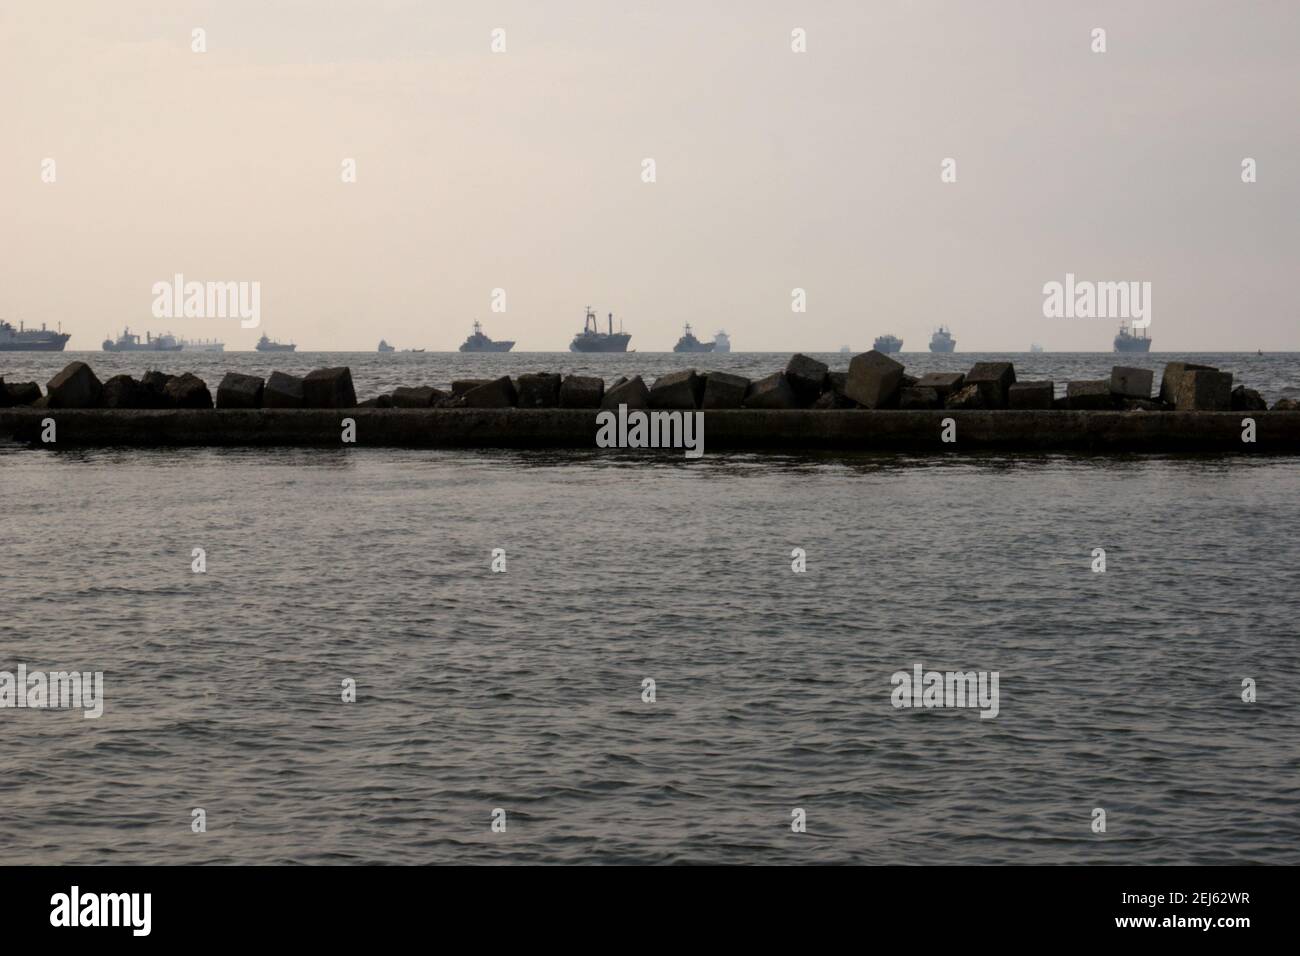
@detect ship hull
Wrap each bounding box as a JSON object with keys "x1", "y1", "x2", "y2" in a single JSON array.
[
  {"x1": 256, "y1": 344, "x2": 297, "y2": 352},
  {"x1": 460, "y1": 342, "x2": 514, "y2": 353},
  {"x1": 1114, "y1": 337, "x2": 1152, "y2": 353},
  {"x1": 570, "y1": 334, "x2": 631, "y2": 353},
  {"x1": 0, "y1": 340, "x2": 70, "y2": 351},
  {"x1": 929, "y1": 341, "x2": 956, "y2": 352},
  {"x1": 673, "y1": 342, "x2": 714, "y2": 353},
  {"x1": 874, "y1": 341, "x2": 903, "y2": 354},
  {"x1": 103, "y1": 344, "x2": 183, "y2": 352}
]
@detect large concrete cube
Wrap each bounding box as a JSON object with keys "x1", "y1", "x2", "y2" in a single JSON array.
[
  {"x1": 1008, "y1": 381, "x2": 1054, "y2": 409},
  {"x1": 1066, "y1": 380, "x2": 1114, "y2": 410},
  {"x1": 1174, "y1": 370, "x2": 1233, "y2": 411},
  {"x1": 649, "y1": 369, "x2": 703, "y2": 409},
  {"x1": 701, "y1": 371, "x2": 750, "y2": 409},
  {"x1": 743, "y1": 372, "x2": 799, "y2": 409},
  {"x1": 915, "y1": 372, "x2": 965, "y2": 401},
  {"x1": 302, "y1": 367, "x2": 357, "y2": 408},
  {"x1": 391, "y1": 385, "x2": 446, "y2": 408},
  {"x1": 216, "y1": 372, "x2": 265, "y2": 409},
  {"x1": 45, "y1": 361, "x2": 103, "y2": 408},
  {"x1": 601, "y1": 375, "x2": 650, "y2": 410},
  {"x1": 1158, "y1": 362, "x2": 1215, "y2": 405},
  {"x1": 966, "y1": 362, "x2": 1016, "y2": 408},
  {"x1": 559, "y1": 375, "x2": 604, "y2": 408},
  {"x1": 1109, "y1": 366, "x2": 1153, "y2": 398},
  {"x1": 263, "y1": 371, "x2": 304, "y2": 408},
  {"x1": 515, "y1": 373, "x2": 561, "y2": 408},
  {"x1": 785, "y1": 353, "x2": 829, "y2": 402},
  {"x1": 461, "y1": 376, "x2": 518, "y2": 408},
  {"x1": 898, "y1": 386, "x2": 941, "y2": 410},
  {"x1": 845, "y1": 350, "x2": 905, "y2": 408}
]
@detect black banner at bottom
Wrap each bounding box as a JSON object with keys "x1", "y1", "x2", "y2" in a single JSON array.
[{"x1": 0, "y1": 865, "x2": 1278, "y2": 941}]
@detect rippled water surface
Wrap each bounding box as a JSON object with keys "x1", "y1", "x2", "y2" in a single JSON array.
[{"x1": 2, "y1": 446, "x2": 1297, "y2": 864}]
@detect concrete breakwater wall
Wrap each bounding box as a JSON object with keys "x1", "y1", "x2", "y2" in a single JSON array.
[
  {"x1": 2, "y1": 353, "x2": 1298, "y2": 451},
  {"x1": 3, "y1": 406, "x2": 1299, "y2": 451}
]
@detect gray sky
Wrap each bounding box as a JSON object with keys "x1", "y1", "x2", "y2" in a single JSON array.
[{"x1": 3, "y1": 0, "x2": 1297, "y2": 350}]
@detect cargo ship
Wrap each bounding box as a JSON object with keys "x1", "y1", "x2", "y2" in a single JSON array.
[
  {"x1": 570, "y1": 307, "x2": 630, "y2": 353},
  {"x1": 179, "y1": 337, "x2": 225, "y2": 352},
  {"x1": 378, "y1": 339, "x2": 395, "y2": 353},
  {"x1": 1113, "y1": 323, "x2": 1151, "y2": 353},
  {"x1": 873, "y1": 334, "x2": 903, "y2": 354},
  {"x1": 256, "y1": 333, "x2": 296, "y2": 352},
  {"x1": 929, "y1": 327, "x2": 956, "y2": 352},
  {"x1": 459, "y1": 321, "x2": 514, "y2": 353},
  {"x1": 103, "y1": 328, "x2": 181, "y2": 351},
  {"x1": 0, "y1": 319, "x2": 70, "y2": 351},
  {"x1": 713, "y1": 330, "x2": 731, "y2": 353},
  {"x1": 673, "y1": 322, "x2": 714, "y2": 353}
]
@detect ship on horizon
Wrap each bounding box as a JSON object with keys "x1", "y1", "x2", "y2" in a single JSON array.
[
  {"x1": 378, "y1": 339, "x2": 395, "y2": 353},
  {"x1": 713, "y1": 330, "x2": 731, "y2": 353},
  {"x1": 459, "y1": 321, "x2": 514, "y2": 353},
  {"x1": 673, "y1": 322, "x2": 714, "y2": 353},
  {"x1": 0, "y1": 319, "x2": 71, "y2": 351},
  {"x1": 103, "y1": 327, "x2": 181, "y2": 352},
  {"x1": 256, "y1": 333, "x2": 296, "y2": 352},
  {"x1": 570, "y1": 307, "x2": 630, "y2": 353},
  {"x1": 1114, "y1": 322, "x2": 1151, "y2": 353},
  {"x1": 180, "y1": 337, "x2": 225, "y2": 352},
  {"x1": 929, "y1": 327, "x2": 956, "y2": 352},
  {"x1": 873, "y1": 333, "x2": 903, "y2": 354}
]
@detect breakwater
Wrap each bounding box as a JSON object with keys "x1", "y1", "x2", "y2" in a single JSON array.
[{"x1": 3, "y1": 354, "x2": 1298, "y2": 452}]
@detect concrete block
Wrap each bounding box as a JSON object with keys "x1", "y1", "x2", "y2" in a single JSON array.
[
  {"x1": 1159, "y1": 362, "x2": 1215, "y2": 405},
  {"x1": 263, "y1": 371, "x2": 304, "y2": 408},
  {"x1": 1009, "y1": 381, "x2": 1054, "y2": 410},
  {"x1": 915, "y1": 372, "x2": 965, "y2": 401},
  {"x1": 1067, "y1": 380, "x2": 1114, "y2": 410},
  {"x1": 1175, "y1": 370, "x2": 1232, "y2": 411},
  {"x1": 216, "y1": 372, "x2": 265, "y2": 409},
  {"x1": 701, "y1": 371, "x2": 750, "y2": 409},
  {"x1": 649, "y1": 369, "x2": 703, "y2": 409},
  {"x1": 602, "y1": 375, "x2": 649, "y2": 410},
  {"x1": 1110, "y1": 366, "x2": 1153, "y2": 398},
  {"x1": 899, "y1": 386, "x2": 941, "y2": 410},
  {"x1": 452, "y1": 379, "x2": 491, "y2": 397},
  {"x1": 743, "y1": 372, "x2": 799, "y2": 409},
  {"x1": 391, "y1": 386, "x2": 446, "y2": 408},
  {"x1": 966, "y1": 362, "x2": 1016, "y2": 408},
  {"x1": 302, "y1": 367, "x2": 357, "y2": 409},
  {"x1": 559, "y1": 375, "x2": 604, "y2": 408},
  {"x1": 164, "y1": 373, "x2": 213, "y2": 409},
  {"x1": 944, "y1": 384, "x2": 985, "y2": 409},
  {"x1": 515, "y1": 372, "x2": 562, "y2": 408},
  {"x1": 785, "y1": 353, "x2": 829, "y2": 402},
  {"x1": 46, "y1": 361, "x2": 102, "y2": 408},
  {"x1": 3, "y1": 380, "x2": 43, "y2": 406},
  {"x1": 461, "y1": 376, "x2": 517, "y2": 408},
  {"x1": 845, "y1": 350, "x2": 905, "y2": 408}
]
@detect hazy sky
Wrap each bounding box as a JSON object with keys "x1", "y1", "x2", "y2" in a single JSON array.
[{"x1": 3, "y1": 1, "x2": 1297, "y2": 351}]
